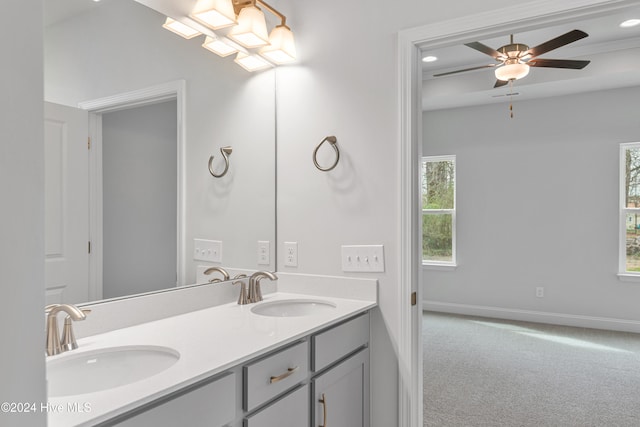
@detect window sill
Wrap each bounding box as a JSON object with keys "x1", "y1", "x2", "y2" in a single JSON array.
[
  {"x1": 422, "y1": 262, "x2": 457, "y2": 271},
  {"x1": 617, "y1": 273, "x2": 640, "y2": 282}
]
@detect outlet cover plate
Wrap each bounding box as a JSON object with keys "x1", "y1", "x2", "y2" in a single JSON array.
[{"x1": 284, "y1": 242, "x2": 298, "y2": 267}]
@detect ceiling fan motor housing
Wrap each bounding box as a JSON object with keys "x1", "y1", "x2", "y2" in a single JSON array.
[{"x1": 497, "y1": 43, "x2": 530, "y2": 59}]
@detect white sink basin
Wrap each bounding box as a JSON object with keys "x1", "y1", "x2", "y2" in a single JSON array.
[
  {"x1": 251, "y1": 299, "x2": 337, "y2": 317},
  {"x1": 47, "y1": 345, "x2": 180, "y2": 397}
]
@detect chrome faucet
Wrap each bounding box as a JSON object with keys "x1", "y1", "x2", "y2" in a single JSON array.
[
  {"x1": 248, "y1": 271, "x2": 278, "y2": 303},
  {"x1": 45, "y1": 304, "x2": 89, "y2": 356},
  {"x1": 203, "y1": 266, "x2": 230, "y2": 283}
]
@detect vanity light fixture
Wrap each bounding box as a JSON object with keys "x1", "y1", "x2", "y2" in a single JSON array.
[
  {"x1": 164, "y1": 0, "x2": 296, "y2": 72},
  {"x1": 234, "y1": 51, "x2": 272, "y2": 72},
  {"x1": 191, "y1": 0, "x2": 237, "y2": 30},
  {"x1": 162, "y1": 17, "x2": 201, "y2": 39},
  {"x1": 202, "y1": 36, "x2": 238, "y2": 57},
  {"x1": 228, "y1": 1, "x2": 270, "y2": 48}
]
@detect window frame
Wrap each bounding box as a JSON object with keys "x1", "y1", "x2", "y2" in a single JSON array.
[
  {"x1": 421, "y1": 154, "x2": 457, "y2": 268},
  {"x1": 619, "y1": 142, "x2": 640, "y2": 280}
]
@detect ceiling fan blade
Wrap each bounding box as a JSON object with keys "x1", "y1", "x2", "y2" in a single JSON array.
[
  {"x1": 525, "y1": 29, "x2": 588, "y2": 58},
  {"x1": 433, "y1": 64, "x2": 498, "y2": 77},
  {"x1": 494, "y1": 79, "x2": 509, "y2": 88},
  {"x1": 527, "y1": 58, "x2": 591, "y2": 69},
  {"x1": 465, "y1": 41, "x2": 504, "y2": 59}
]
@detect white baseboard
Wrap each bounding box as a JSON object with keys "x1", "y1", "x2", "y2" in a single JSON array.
[{"x1": 423, "y1": 300, "x2": 640, "y2": 334}]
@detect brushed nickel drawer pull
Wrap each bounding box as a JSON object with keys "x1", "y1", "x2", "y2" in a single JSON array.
[
  {"x1": 269, "y1": 366, "x2": 299, "y2": 384},
  {"x1": 319, "y1": 393, "x2": 327, "y2": 427}
]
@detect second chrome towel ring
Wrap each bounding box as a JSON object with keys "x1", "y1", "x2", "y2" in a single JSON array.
[
  {"x1": 313, "y1": 136, "x2": 340, "y2": 172},
  {"x1": 208, "y1": 146, "x2": 233, "y2": 178}
]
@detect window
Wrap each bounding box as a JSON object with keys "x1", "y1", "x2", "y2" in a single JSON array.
[
  {"x1": 621, "y1": 143, "x2": 640, "y2": 275},
  {"x1": 421, "y1": 155, "x2": 456, "y2": 266}
]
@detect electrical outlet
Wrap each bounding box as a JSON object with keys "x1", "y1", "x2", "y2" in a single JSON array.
[
  {"x1": 536, "y1": 287, "x2": 544, "y2": 298},
  {"x1": 193, "y1": 239, "x2": 222, "y2": 262},
  {"x1": 258, "y1": 241, "x2": 270, "y2": 265},
  {"x1": 284, "y1": 242, "x2": 298, "y2": 267}
]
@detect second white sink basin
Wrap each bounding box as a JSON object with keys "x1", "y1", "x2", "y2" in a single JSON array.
[
  {"x1": 251, "y1": 299, "x2": 337, "y2": 317},
  {"x1": 47, "y1": 345, "x2": 180, "y2": 397}
]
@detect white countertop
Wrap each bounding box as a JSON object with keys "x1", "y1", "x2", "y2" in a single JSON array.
[{"x1": 47, "y1": 291, "x2": 376, "y2": 427}]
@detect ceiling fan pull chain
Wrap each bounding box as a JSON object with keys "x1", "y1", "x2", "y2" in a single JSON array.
[{"x1": 509, "y1": 80, "x2": 514, "y2": 119}]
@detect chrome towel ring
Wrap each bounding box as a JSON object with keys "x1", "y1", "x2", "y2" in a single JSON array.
[
  {"x1": 208, "y1": 146, "x2": 233, "y2": 178},
  {"x1": 313, "y1": 136, "x2": 339, "y2": 171}
]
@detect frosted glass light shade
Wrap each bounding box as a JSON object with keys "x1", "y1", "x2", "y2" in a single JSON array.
[
  {"x1": 162, "y1": 17, "x2": 201, "y2": 39},
  {"x1": 495, "y1": 62, "x2": 530, "y2": 81},
  {"x1": 260, "y1": 25, "x2": 297, "y2": 64},
  {"x1": 191, "y1": 0, "x2": 236, "y2": 30},
  {"x1": 202, "y1": 36, "x2": 237, "y2": 57},
  {"x1": 228, "y1": 6, "x2": 269, "y2": 48},
  {"x1": 234, "y1": 52, "x2": 272, "y2": 72}
]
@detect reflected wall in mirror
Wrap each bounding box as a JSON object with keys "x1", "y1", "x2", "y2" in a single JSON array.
[{"x1": 44, "y1": 0, "x2": 276, "y2": 306}]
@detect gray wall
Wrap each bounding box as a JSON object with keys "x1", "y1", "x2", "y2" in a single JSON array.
[
  {"x1": 0, "y1": 0, "x2": 46, "y2": 425},
  {"x1": 102, "y1": 100, "x2": 177, "y2": 298},
  {"x1": 423, "y1": 86, "x2": 640, "y2": 329}
]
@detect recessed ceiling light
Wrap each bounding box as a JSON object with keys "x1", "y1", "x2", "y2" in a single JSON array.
[
  {"x1": 620, "y1": 19, "x2": 640, "y2": 28},
  {"x1": 422, "y1": 56, "x2": 438, "y2": 63}
]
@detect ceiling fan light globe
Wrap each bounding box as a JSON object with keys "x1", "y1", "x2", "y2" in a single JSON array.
[{"x1": 495, "y1": 62, "x2": 530, "y2": 81}]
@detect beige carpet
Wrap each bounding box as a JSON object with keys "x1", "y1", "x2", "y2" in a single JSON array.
[{"x1": 423, "y1": 311, "x2": 640, "y2": 427}]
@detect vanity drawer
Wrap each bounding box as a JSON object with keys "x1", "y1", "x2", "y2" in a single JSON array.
[
  {"x1": 312, "y1": 312, "x2": 369, "y2": 372},
  {"x1": 243, "y1": 340, "x2": 308, "y2": 412},
  {"x1": 244, "y1": 384, "x2": 309, "y2": 427}
]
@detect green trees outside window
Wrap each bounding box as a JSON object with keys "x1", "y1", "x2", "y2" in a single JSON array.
[{"x1": 421, "y1": 156, "x2": 455, "y2": 264}]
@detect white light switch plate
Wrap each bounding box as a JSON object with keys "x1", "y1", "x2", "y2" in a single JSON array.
[
  {"x1": 193, "y1": 238, "x2": 222, "y2": 262},
  {"x1": 341, "y1": 245, "x2": 385, "y2": 272}
]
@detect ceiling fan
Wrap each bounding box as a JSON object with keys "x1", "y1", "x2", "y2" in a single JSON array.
[{"x1": 434, "y1": 29, "x2": 591, "y2": 88}]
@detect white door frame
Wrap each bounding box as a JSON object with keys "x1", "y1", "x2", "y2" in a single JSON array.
[
  {"x1": 396, "y1": 1, "x2": 634, "y2": 425},
  {"x1": 78, "y1": 80, "x2": 187, "y2": 301}
]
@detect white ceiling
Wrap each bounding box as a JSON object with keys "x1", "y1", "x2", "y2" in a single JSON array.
[{"x1": 421, "y1": 5, "x2": 640, "y2": 110}]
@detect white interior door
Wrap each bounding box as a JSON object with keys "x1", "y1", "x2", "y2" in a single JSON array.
[{"x1": 44, "y1": 102, "x2": 89, "y2": 305}]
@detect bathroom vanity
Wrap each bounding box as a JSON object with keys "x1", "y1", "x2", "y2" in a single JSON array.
[{"x1": 46, "y1": 275, "x2": 376, "y2": 427}]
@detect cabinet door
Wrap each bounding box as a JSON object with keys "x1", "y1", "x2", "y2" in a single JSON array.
[
  {"x1": 244, "y1": 385, "x2": 309, "y2": 427},
  {"x1": 312, "y1": 348, "x2": 370, "y2": 427},
  {"x1": 110, "y1": 372, "x2": 236, "y2": 427}
]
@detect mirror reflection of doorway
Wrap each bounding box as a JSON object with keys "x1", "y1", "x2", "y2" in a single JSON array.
[{"x1": 101, "y1": 100, "x2": 177, "y2": 299}]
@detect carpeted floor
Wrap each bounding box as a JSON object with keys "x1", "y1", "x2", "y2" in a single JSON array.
[{"x1": 423, "y1": 311, "x2": 640, "y2": 427}]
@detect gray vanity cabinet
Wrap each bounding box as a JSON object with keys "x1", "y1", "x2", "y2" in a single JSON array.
[
  {"x1": 311, "y1": 312, "x2": 370, "y2": 427},
  {"x1": 103, "y1": 311, "x2": 370, "y2": 427}
]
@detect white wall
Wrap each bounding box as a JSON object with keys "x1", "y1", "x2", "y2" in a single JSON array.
[
  {"x1": 44, "y1": 0, "x2": 276, "y2": 284},
  {"x1": 274, "y1": 0, "x2": 528, "y2": 425},
  {"x1": 423, "y1": 86, "x2": 640, "y2": 330},
  {"x1": 0, "y1": 0, "x2": 46, "y2": 425}
]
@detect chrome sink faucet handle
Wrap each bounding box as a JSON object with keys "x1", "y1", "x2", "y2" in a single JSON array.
[
  {"x1": 232, "y1": 274, "x2": 249, "y2": 305},
  {"x1": 248, "y1": 271, "x2": 278, "y2": 303},
  {"x1": 45, "y1": 304, "x2": 88, "y2": 356},
  {"x1": 203, "y1": 266, "x2": 230, "y2": 283}
]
